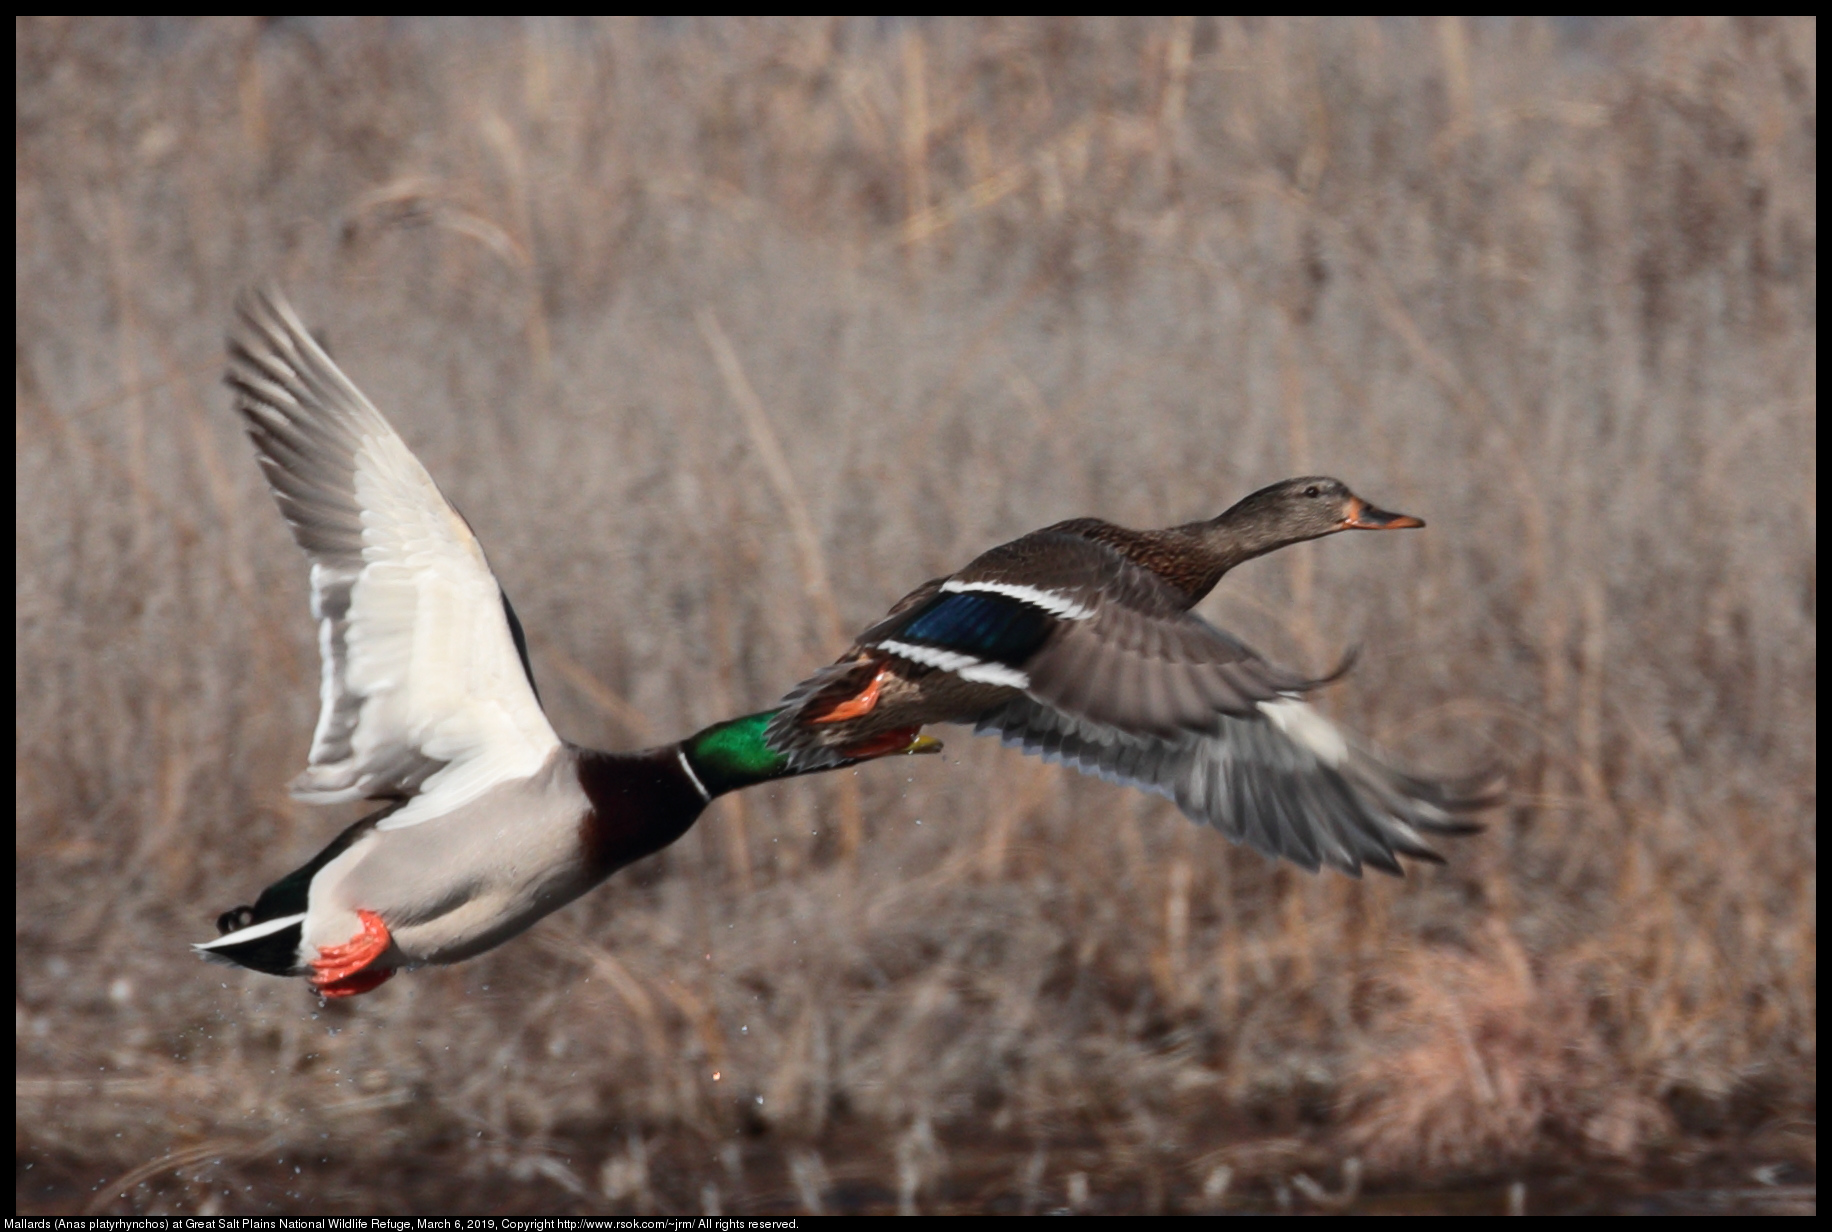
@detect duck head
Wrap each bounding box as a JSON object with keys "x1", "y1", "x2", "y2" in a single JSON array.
[
  {"x1": 1224, "y1": 476, "x2": 1423, "y2": 537},
  {"x1": 1176, "y1": 476, "x2": 1424, "y2": 596},
  {"x1": 1213, "y1": 475, "x2": 1421, "y2": 544}
]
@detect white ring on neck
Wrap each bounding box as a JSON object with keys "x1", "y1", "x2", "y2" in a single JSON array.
[{"x1": 676, "y1": 749, "x2": 712, "y2": 803}]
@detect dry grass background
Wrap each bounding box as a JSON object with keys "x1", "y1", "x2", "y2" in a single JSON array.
[{"x1": 15, "y1": 16, "x2": 1816, "y2": 1214}]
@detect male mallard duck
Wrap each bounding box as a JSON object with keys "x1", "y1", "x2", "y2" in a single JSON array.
[
  {"x1": 766, "y1": 480, "x2": 1492, "y2": 875},
  {"x1": 196, "y1": 289, "x2": 936, "y2": 998}
]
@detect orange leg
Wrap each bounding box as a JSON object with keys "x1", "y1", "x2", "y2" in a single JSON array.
[
  {"x1": 809, "y1": 665, "x2": 892, "y2": 724},
  {"x1": 310, "y1": 909, "x2": 394, "y2": 998}
]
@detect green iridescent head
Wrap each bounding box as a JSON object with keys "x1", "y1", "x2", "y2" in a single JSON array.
[
  {"x1": 681, "y1": 711, "x2": 792, "y2": 798},
  {"x1": 680, "y1": 709, "x2": 940, "y2": 798}
]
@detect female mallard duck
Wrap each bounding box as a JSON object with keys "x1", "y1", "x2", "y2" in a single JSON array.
[
  {"x1": 196, "y1": 289, "x2": 935, "y2": 998},
  {"x1": 766, "y1": 480, "x2": 1491, "y2": 875}
]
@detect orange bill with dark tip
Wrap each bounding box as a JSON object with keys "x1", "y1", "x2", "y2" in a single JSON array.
[
  {"x1": 1343, "y1": 497, "x2": 1425, "y2": 530},
  {"x1": 838, "y1": 726, "x2": 936, "y2": 760}
]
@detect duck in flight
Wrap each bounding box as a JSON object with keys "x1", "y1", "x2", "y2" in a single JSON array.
[
  {"x1": 766, "y1": 479, "x2": 1493, "y2": 874},
  {"x1": 196, "y1": 289, "x2": 936, "y2": 997}
]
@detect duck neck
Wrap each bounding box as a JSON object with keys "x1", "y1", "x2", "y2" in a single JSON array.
[
  {"x1": 574, "y1": 744, "x2": 712, "y2": 877},
  {"x1": 1173, "y1": 503, "x2": 1325, "y2": 599},
  {"x1": 573, "y1": 711, "x2": 808, "y2": 880}
]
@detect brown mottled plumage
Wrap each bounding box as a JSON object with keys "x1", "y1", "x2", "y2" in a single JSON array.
[{"x1": 767, "y1": 478, "x2": 1495, "y2": 876}]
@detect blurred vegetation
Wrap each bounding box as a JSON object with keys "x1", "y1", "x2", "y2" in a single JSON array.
[{"x1": 15, "y1": 15, "x2": 1815, "y2": 1214}]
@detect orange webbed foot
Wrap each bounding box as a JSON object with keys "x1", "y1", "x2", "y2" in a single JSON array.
[
  {"x1": 310, "y1": 909, "x2": 394, "y2": 998},
  {"x1": 809, "y1": 665, "x2": 892, "y2": 725}
]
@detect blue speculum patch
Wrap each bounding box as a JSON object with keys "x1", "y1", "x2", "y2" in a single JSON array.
[{"x1": 895, "y1": 591, "x2": 1053, "y2": 665}]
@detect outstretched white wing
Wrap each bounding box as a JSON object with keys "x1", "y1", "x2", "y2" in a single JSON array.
[{"x1": 227, "y1": 288, "x2": 561, "y2": 830}]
